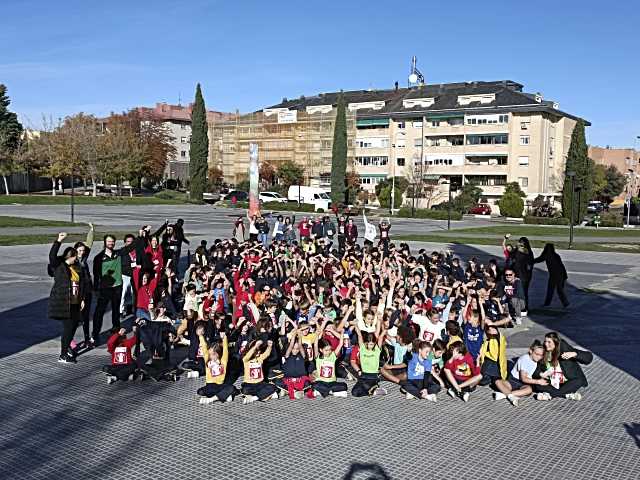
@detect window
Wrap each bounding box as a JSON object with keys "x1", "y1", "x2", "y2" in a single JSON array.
[
  {"x1": 397, "y1": 157, "x2": 405, "y2": 167},
  {"x1": 414, "y1": 138, "x2": 423, "y2": 147},
  {"x1": 466, "y1": 134, "x2": 509, "y2": 145},
  {"x1": 180, "y1": 151, "x2": 187, "y2": 158},
  {"x1": 355, "y1": 156, "x2": 389, "y2": 167},
  {"x1": 396, "y1": 121, "x2": 405, "y2": 129},
  {"x1": 451, "y1": 137, "x2": 464, "y2": 146},
  {"x1": 518, "y1": 156, "x2": 529, "y2": 166},
  {"x1": 430, "y1": 120, "x2": 440, "y2": 127},
  {"x1": 396, "y1": 139, "x2": 406, "y2": 148},
  {"x1": 521, "y1": 121, "x2": 529, "y2": 130},
  {"x1": 449, "y1": 117, "x2": 464, "y2": 126},
  {"x1": 499, "y1": 114, "x2": 509, "y2": 123},
  {"x1": 520, "y1": 135, "x2": 530, "y2": 145},
  {"x1": 181, "y1": 124, "x2": 188, "y2": 130},
  {"x1": 518, "y1": 177, "x2": 528, "y2": 188},
  {"x1": 381, "y1": 138, "x2": 389, "y2": 148},
  {"x1": 180, "y1": 137, "x2": 187, "y2": 143},
  {"x1": 412, "y1": 121, "x2": 423, "y2": 128}
]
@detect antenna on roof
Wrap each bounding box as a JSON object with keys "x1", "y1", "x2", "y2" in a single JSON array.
[
  {"x1": 408, "y1": 56, "x2": 425, "y2": 88},
  {"x1": 178, "y1": 92, "x2": 182, "y2": 106}
]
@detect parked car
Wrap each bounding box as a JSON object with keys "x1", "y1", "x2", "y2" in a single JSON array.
[
  {"x1": 224, "y1": 190, "x2": 248, "y2": 202},
  {"x1": 287, "y1": 185, "x2": 331, "y2": 212},
  {"x1": 259, "y1": 191, "x2": 287, "y2": 203},
  {"x1": 587, "y1": 200, "x2": 608, "y2": 213},
  {"x1": 203, "y1": 192, "x2": 221, "y2": 204},
  {"x1": 468, "y1": 203, "x2": 492, "y2": 215}
]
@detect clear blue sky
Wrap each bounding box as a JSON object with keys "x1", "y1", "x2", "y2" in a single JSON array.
[{"x1": 1, "y1": 0, "x2": 638, "y2": 147}]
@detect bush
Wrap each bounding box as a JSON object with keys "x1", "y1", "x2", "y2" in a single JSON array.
[
  {"x1": 397, "y1": 207, "x2": 463, "y2": 220},
  {"x1": 598, "y1": 212, "x2": 624, "y2": 228},
  {"x1": 153, "y1": 190, "x2": 187, "y2": 201},
  {"x1": 262, "y1": 201, "x2": 315, "y2": 213},
  {"x1": 524, "y1": 216, "x2": 570, "y2": 225},
  {"x1": 498, "y1": 192, "x2": 524, "y2": 218}
]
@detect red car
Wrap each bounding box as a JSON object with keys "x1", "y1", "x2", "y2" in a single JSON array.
[{"x1": 469, "y1": 203, "x2": 492, "y2": 215}]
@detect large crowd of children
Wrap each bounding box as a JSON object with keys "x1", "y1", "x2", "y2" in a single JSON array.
[{"x1": 47, "y1": 213, "x2": 592, "y2": 405}]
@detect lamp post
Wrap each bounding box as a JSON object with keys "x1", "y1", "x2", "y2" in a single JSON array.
[
  {"x1": 447, "y1": 180, "x2": 452, "y2": 231},
  {"x1": 70, "y1": 174, "x2": 75, "y2": 223},
  {"x1": 567, "y1": 171, "x2": 576, "y2": 249},
  {"x1": 391, "y1": 143, "x2": 396, "y2": 215}
]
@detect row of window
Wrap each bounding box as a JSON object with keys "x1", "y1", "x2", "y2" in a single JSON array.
[
  {"x1": 359, "y1": 177, "x2": 384, "y2": 185},
  {"x1": 466, "y1": 134, "x2": 509, "y2": 145},
  {"x1": 354, "y1": 134, "x2": 533, "y2": 148},
  {"x1": 466, "y1": 115, "x2": 509, "y2": 125},
  {"x1": 356, "y1": 156, "x2": 389, "y2": 166}
]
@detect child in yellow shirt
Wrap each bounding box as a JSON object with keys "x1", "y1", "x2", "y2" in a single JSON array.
[{"x1": 196, "y1": 327, "x2": 236, "y2": 404}]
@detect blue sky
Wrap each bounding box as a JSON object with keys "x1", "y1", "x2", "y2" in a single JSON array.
[{"x1": 1, "y1": 0, "x2": 638, "y2": 147}]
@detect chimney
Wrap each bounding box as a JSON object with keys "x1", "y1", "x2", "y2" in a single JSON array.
[{"x1": 394, "y1": 81, "x2": 399, "y2": 91}]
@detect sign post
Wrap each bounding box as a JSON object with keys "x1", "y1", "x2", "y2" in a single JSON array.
[{"x1": 248, "y1": 143, "x2": 260, "y2": 217}]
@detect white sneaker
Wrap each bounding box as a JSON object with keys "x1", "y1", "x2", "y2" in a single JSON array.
[
  {"x1": 242, "y1": 395, "x2": 258, "y2": 405},
  {"x1": 447, "y1": 388, "x2": 457, "y2": 399},
  {"x1": 515, "y1": 317, "x2": 522, "y2": 325},
  {"x1": 426, "y1": 394, "x2": 438, "y2": 402},
  {"x1": 332, "y1": 390, "x2": 348, "y2": 397},
  {"x1": 178, "y1": 338, "x2": 190, "y2": 346},
  {"x1": 313, "y1": 389, "x2": 321, "y2": 398},
  {"x1": 294, "y1": 390, "x2": 304, "y2": 399},
  {"x1": 226, "y1": 396, "x2": 233, "y2": 403},
  {"x1": 566, "y1": 392, "x2": 582, "y2": 401},
  {"x1": 199, "y1": 396, "x2": 216, "y2": 404},
  {"x1": 186, "y1": 370, "x2": 199, "y2": 379},
  {"x1": 269, "y1": 392, "x2": 279, "y2": 400},
  {"x1": 128, "y1": 374, "x2": 135, "y2": 381},
  {"x1": 507, "y1": 394, "x2": 519, "y2": 406},
  {"x1": 405, "y1": 392, "x2": 416, "y2": 400},
  {"x1": 536, "y1": 392, "x2": 551, "y2": 401},
  {"x1": 494, "y1": 392, "x2": 507, "y2": 401},
  {"x1": 106, "y1": 375, "x2": 117, "y2": 384},
  {"x1": 373, "y1": 387, "x2": 387, "y2": 396},
  {"x1": 462, "y1": 392, "x2": 470, "y2": 402}
]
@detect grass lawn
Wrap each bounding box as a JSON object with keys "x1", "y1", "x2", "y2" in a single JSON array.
[
  {"x1": 0, "y1": 216, "x2": 84, "y2": 228},
  {"x1": 445, "y1": 225, "x2": 640, "y2": 238},
  {"x1": 0, "y1": 231, "x2": 133, "y2": 246},
  {"x1": 0, "y1": 193, "x2": 190, "y2": 205},
  {"x1": 393, "y1": 233, "x2": 640, "y2": 253}
]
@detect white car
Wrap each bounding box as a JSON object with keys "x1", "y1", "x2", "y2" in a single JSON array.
[{"x1": 259, "y1": 191, "x2": 287, "y2": 203}]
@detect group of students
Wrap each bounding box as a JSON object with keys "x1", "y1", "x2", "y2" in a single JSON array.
[{"x1": 47, "y1": 212, "x2": 591, "y2": 406}]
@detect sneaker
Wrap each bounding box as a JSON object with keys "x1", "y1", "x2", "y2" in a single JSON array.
[
  {"x1": 373, "y1": 387, "x2": 387, "y2": 396},
  {"x1": 566, "y1": 392, "x2": 582, "y2": 401},
  {"x1": 494, "y1": 392, "x2": 507, "y2": 401},
  {"x1": 535, "y1": 392, "x2": 551, "y2": 401},
  {"x1": 461, "y1": 392, "x2": 470, "y2": 402},
  {"x1": 515, "y1": 317, "x2": 522, "y2": 326},
  {"x1": 399, "y1": 386, "x2": 407, "y2": 395},
  {"x1": 332, "y1": 390, "x2": 348, "y2": 398},
  {"x1": 127, "y1": 373, "x2": 135, "y2": 381},
  {"x1": 58, "y1": 353, "x2": 76, "y2": 364},
  {"x1": 521, "y1": 310, "x2": 528, "y2": 317},
  {"x1": 106, "y1": 375, "x2": 117, "y2": 384},
  {"x1": 507, "y1": 394, "x2": 519, "y2": 407},
  {"x1": 199, "y1": 396, "x2": 216, "y2": 404},
  {"x1": 447, "y1": 388, "x2": 457, "y2": 399},
  {"x1": 294, "y1": 390, "x2": 304, "y2": 400},
  {"x1": 269, "y1": 392, "x2": 279, "y2": 400},
  {"x1": 405, "y1": 392, "x2": 416, "y2": 400},
  {"x1": 242, "y1": 395, "x2": 258, "y2": 405},
  {"x1": 313, "y1": 389, "x2": 321, "y2": 398},
  {"x1": 178, "y1": 338, "x2": 190, "y2": 346},
  {"x1": 346, "y1": 372, "x2": 355, "y2": 381},
  {"x1": 426, "y1": 394, "x2": 438, "y2": 402},
  {"x1": 226, "y1": 396, "x2": 234, "y2": 403},
  {"x1": 186, "y1": 371, "x2": 199, "y2": 379}
]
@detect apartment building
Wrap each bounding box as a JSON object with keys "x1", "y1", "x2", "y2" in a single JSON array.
[
  {"x1": 137, "y1": 103, "x2": 232, "y2": 181},
  {"x1": 588, "y1": 145, "x2": 640, "y2": 202},
  {"x1": 209, "y1": 80, "x2": 587, "y2": 208}
]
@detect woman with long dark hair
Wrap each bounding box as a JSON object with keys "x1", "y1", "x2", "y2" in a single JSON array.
[
  {"x1": 534, "y1": 243, "x2": 569, "y2": 307},
  {"x1": 533, "y1": 331, "x2": 593, "y2": 401},
  {"x1": 48, "y1": 232, "x2": 87, "y2": 364},
  {"x1": 511, "y1": 236, "x2": 534, "y2": 314}
]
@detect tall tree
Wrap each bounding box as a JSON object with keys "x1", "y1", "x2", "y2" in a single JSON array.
[
  {"x1": 561, "y1": 120, "x2": 593, "y2": 223},
  {"x1": 0, "y1": 84, "x2": 23, "y2": 194},
  {"x1": 330, "y1": 93, "x2": 347, "y2": 205},
  {"x1": 189, "y1": 83, "x2": 209, "y2": 201},
  {"x1": 276, "y1": 159, "x2": 304, "y2": 189}
]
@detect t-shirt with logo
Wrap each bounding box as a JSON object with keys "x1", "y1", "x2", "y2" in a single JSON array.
[
  {"x1": 543, "y1": 363, "x2": 566, "y2": 389},
  {"x1": 359, "y1": 344, "x2": 381, "y2": 374},
  {"x1": 315, "y1": 352, "x2": 337, "y2": 382},
  {"x1": 407, "y1": 353, "x2": 433, "y2": 380},
  {"x1": 113, "y1": 346, "x2": 128, "y2": 365},
  {"x1": 411, "y1": 315, "x2": 444, "y2": 343},
  {"x1": 463, "y1": 323, "x2": 484, "y2": 360},
  {"x1": 445, "y1": 353, "x2": 479, "y2": 382}
]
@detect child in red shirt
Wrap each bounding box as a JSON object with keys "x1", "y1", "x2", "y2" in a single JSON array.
[
  {"x1": 444, "y1": 341, "x2": 483, "y2": 402},
  {"x1": 103, "y1": 327, "x2": 138, "y2": 384}
]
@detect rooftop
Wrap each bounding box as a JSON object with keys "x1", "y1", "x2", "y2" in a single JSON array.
[{"x1": 137, "y1": 102, "x2": 233, "y2": 123}]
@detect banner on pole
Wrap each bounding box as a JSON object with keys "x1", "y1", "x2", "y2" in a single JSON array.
[{"x1": 249, "y1": 143, "x2": 260, "y2": 217}]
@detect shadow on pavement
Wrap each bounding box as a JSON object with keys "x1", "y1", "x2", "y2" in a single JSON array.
[
  {"x1": 0, "y1": 297, "x2": 55, "y2": 359},
  {"x1": 343, "y1": 462, "x2": 392, "y2": 480},
  {"x1": 624, "y1": 423, "x2": 640, "y2": 449}
]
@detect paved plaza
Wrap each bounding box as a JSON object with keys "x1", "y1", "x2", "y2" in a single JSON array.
[{"x1": 0, "y1": 206, "x2": 639, "y2": 479}]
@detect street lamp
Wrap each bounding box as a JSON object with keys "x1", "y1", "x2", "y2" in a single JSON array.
[
  {"x1": 391, "y1": 143, "x2": 396, "y2": 215},
  {"x1": 567, "y1": 171, "x2": 576, "y2": 249},
  {"x1": 447, "y1": 180, "x2": 452, "y2": 231},
  {"x1": 70, "y1": 174, "x2": 75, "y2": 223}
]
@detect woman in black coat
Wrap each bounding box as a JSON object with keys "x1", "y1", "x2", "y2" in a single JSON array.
[
  {"x1": 49, "y1": 232, "x2": 87, "y2": 363},
  {"x1": 533, "y1": 331, "x2": 593, "y2": 401},
  {"x1": 534, "y1": 243, "x2": 569, "y2": 307},
  {"x1": 511, "y1": 236, "x2": 534, "y2": 313}
]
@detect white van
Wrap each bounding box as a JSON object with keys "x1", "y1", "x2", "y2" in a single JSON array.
[{"x1": 287, "y1": 185, "x2": 331, "y2": 212}]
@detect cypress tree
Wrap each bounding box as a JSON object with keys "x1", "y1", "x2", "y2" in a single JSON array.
[
  {"x1": 189, "y1": 83, "x2": 209, "y2": 201},
  {"x1": 330, "y1": 93, "x2": 347, "y2": 206},
  {"x1": 561, "y1": 120, "x2": 592, "y2": 223}
]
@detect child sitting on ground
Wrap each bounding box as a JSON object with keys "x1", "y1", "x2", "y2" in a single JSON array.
[
  {"x1": 241, "y1": 339, "x2": 278, "y2": 404},
  {"x1": 103, "y1": 326, "x2": 138, "y2": 384},
  {"x1": 444, "y1": 341, "x2": 483, "y2": 402},
  {"x1": 196, "y1": 328, "x2": 236, "y2": 404},
  {"x1": 401, "y1": 340, "x2": 440, "y2": 401}
]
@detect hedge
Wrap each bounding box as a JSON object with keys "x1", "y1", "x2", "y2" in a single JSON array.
[
  {"x1": 597, "y1": 212, "x2": 624, "y2": 228},
  {"x1": 262, "y1": 202, "x2": 316, "y2": 212},
  {"x1": 524, "y1": 216, "x2": 570, "y2": 225},
  {"x1": 397, "y1": 207, "x2": 463, "y2": 221}
]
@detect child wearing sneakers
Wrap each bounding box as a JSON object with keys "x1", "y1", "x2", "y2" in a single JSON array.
[
  {"x1": 312, "y1": 337, "x2": 348, "y2": 398},
  {"x1": 240, "y1": 339, "x2": 278, "y2": 404},
  {"x1": 492, "y1": 339, "x2": 542, "y2": 406},
  {"x1": 280, "y1": 327, "x2": 315, "y2": 400},
  {"x1": 402, "y1": 340, "x2": 441, "y2": 401},
  {"x1": 196, "y1": 329, "x2": 236, "y2": 404},
  {"x1": 103, "y1": 327, "x2": 138, "y2": 384},
  {"x1": 444, "y1": 341, "x2": 483, "y2": 402},
  {"x1": 351, "y1": 326, "x2": 386, "y2": 397}
]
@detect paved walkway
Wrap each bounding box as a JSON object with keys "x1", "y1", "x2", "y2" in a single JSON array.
[{"x1": 0, "y1": 227, "x2": 639, "y2": 479}]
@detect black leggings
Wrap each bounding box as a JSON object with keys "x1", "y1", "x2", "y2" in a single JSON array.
[
  {"x1": 401, "y1": 372, "x2": 441, "y2": 397},
  {"x1": 544, "y1": 278, "x2": 569, "y2": 307},
  {"x1": 81, "y1": 291, "x2": 92, "y2": 341},
  {"x1": 351, "y1": 373, "x2": 380, "y2": 397},
  {"x1": 534, "y1": 378, "x2": 585, "y2": 398},
  {"x1": 93, "y1": 286, "x2": 123, "y2": 340},
  {"x1": 198, "y1": 383, "x2": 236, "y2": 401},
  {"x1": 61, "y1": 304, "x2": 82, "y2": 355},
  {"x1": 313, "y1": 380, "x2": 347, "y2": 397},
  {"x1": 102, "y1": 363, "x2": 136, "y2": 381},
  {"x1": 241, "y1": 381, "x2": 276, "y2": 401}
]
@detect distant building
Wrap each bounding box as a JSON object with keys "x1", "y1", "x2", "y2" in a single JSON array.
[
  {"x1": 137, "y1": 103, "x2": 232, "y2": 181},
  {"x1": 210, "y1": 79, "x2": 588, "y2": 209},
  {"x1": 588, "y1": 146, "x2": 640, "y2": 202}
]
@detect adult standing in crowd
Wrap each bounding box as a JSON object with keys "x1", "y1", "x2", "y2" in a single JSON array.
[
  {"x1": 510, "y1": 236, "x2": 534, "y2": 315},
  {"x1": 534, "y1": 243, "x2": 570, "y2": 308},
  {"x1": 92, "y1": 234, "x2": 136, "y2": 346},
  {"x1": 49, "y1": 232, "x2": 87, "y2": 363}
]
